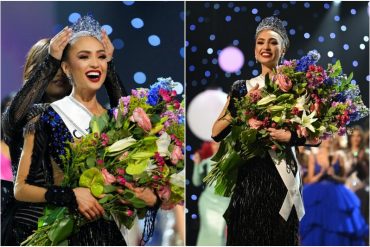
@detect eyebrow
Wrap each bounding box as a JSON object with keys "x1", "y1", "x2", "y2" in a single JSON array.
[{"x1": 77, "y1": 49, "x2": 106, "y2": 54}]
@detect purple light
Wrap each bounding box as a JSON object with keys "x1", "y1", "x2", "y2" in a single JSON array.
[{"x1": 218, "y1": 46, "x2": 244, "y2": 73}]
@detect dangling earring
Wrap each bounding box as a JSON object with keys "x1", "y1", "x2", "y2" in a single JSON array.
[
  {"x1": 67, "y1": 74, "x2": 73, "y2": 85},
  {"x1": 280, "y1": 54, "x2": 285, "y2": 64},
  {"x1": 255, "y1": 57, "x2": 258, "y2": 64}
]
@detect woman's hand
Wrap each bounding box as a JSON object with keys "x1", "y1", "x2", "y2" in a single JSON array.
[
  {"x1": 121, "y1": 183, "x2": 158, "y2": 207},
  {"x1": 193, "y1": 152, "x2": 201, "y2": 165},
  {"x1": 267, "y1": 128, "x2": 292, "y2": 143},
  {"x1": 73, "y1": 187, "x2": 105, "y2": 221},
  {"x1": 101, "y1": 29, "x2": 114, "y2": 62},
  {"x1": 49, "y1": 26, "x2": 72, "y2": 60}
]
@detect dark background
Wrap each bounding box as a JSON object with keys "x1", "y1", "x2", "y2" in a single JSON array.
[{"x1": 185, "y1": 1, "x2": 369, "y2": 245}]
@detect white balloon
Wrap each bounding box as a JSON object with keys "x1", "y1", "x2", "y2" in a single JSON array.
[
  {"x1": 172, "y1": 82, "x2": 184, "y2": 95},
  {"x1": 187, "y1": 89, "x2": 228, "y2": 141}
]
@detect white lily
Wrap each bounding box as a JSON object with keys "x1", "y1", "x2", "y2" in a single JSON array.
[
  {"x1": 170, "y1": 169, "x2": 185, "y2": 188},
  {"x1": 291, "y1": 110, "x2": 318, "y2": 132},
  {"x1": 294, "y1": 92, "x2": 309, "y2": 111},
  {"x1": 106, "y1": 136, "x2": 137, "y2": 154},
  {"x1": 156, "y1": 132, "x2": 171, "y2": 157}
]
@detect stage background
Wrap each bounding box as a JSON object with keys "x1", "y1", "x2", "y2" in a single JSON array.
[{"x1": 185, "y1": 1, "x2": 369, "y2": 245}]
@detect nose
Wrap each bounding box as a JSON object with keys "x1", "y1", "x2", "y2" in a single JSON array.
[
  {"x1": 263, "y1": 42, "x2": 271, "y2": 50},
  {"x1": 89, "y1": 56, "x2": 99, "y2": 68}
]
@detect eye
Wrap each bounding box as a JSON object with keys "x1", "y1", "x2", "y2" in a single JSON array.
[
  {"x1": 257, "y1": 41, "x2": 264, "y2": 45},
  {"x1": 99, "y1": 54, "x2": 107, "y2": 59},
  {"x1": 78, "y1": 55, "x2": 88, "y2": 59}
]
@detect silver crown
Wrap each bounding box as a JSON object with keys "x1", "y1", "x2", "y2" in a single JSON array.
[
  {"x1": 255, "y1": 16, "x2": 289, "y2": 49},
  {"x1": 70, "y1": 15, "x2": 102, "y2": 42}
]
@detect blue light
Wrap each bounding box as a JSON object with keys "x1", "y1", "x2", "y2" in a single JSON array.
[
  {"x1": 274, "y1": 9, "x2": 280, "y2": 15},
  {"x1": 189, "y1": 65, "x2": 195, "y2": 72},
  {"x1": 351, "y1": 9, "x2": 356, "y2": 15},
  {"x1": 186, "y1": 145, "x2": 192, "y2": 151},
  {"x1": 255, "y1": 16, "x2": 261, "y2": 22},
  {"x1": 351, "y1": 80, "x2": 357, "y2": 84},
  {"x1": 180, "y1": 47, "x2": 184, "y2": 58},
  {"x1": 318, "y1": 36, "x2": 325, "y2": 43},
  {"x1": 252, "y1": 8, "x2": 258, "y2": 14},
  {"x1": 248, "y1": 60, "x2": 255, "y2": 67},
  {"x1": 191, "y1": 46, "x2": 197, "y2": 52},
  {"x1": 198, "y1": 16, "x2": 204, "y2": 23},
  {"x1": 190, "y1": 24, "x2": 196, "y2": 31},
  {"x1": 330, "y1": 33, "x2": 336, "y2": 39},
  {"x1": 148, "y1": 35, "x2": 160, "y2": 46},
  {"x1": 207, "y1": 48, "x2": 213, "y2": 54},
  {"x1": 186, "y1": 180, "x2": 190, "y2": 185},
  {"x1": 343, "y1": 44, "x2": 349, "y2": 50},
  {"x1": 324, "y1": 3, "x2": 330, "y2": 9},
  {"x1": 205, "y1": 71, "x2": 211, "y2": 77},
  {"x1": 234, "y1": 6, "x2": 241, "y2": 12},
  {"x1": 267, "y1": 2, "x2": 273, "y2": 8},
  {"x1": 112, "y1": 39, "x2": 124, "y2": 49},
  {"x1": 366, "y1": 75, "x2": 370, "y2": 82},
  {"x1": 252, "y1": 69, "x2": 259, "y2": 76},
  {"x1": 185, "y1": 41, "x2": 189, "y2": 47},
  {"x1": 131, "y1": 18, "x2": 144, "y2": 29},
  {"x1": 68, "y1": 13, "x2": 81, "y2": 23},
  {"x1": 341, "y1": 25, "x2": 347, "y2": 31},
  {"x1": 214, "y1": 3, "x2": 220, "y2": 9},
  {"x1": 191, "y1": 214, "x2": 198, "y2": 219},
  {"x1": 201, "y1": 79, "x2": 208, "y2": 85},
  {"x1": 225, "y1": 16, "x2": 232, "y2": 22},
  {"x1": 334, "y1": 15, "x2": 340, "y2": 22},
  {"x1": 352, "y1": 60, "x2": 358, "y2": 67},
  {"x1": 282, "y1": 3, "x2": 288, "y2": 9},
  {"x1": 102, "y1": 25, "x2": 113, "y2": 35},
  {"x1": 289, "y1": 29, "x2": 296, "y2": 35},
  {"x1": 212, "y1": 58, "x2": 218, "y2": 64},
  {"x1": 282, "y1": 21, "x2": 288, "y2": 27},
  {"x1": 134, "y1": 72, "x2": 146, "y2": 84},
  {"x1": 191, "y1": 195, "x2": 198, "y2": 200},
  {"x1": 360, "y1": 44, "x2": 365, "y2": 50},
  {"x1": 210, "y1": 34, "x2": 216, "y2": 41},
  {"x1": 304, "y1": 2, "x2": 310, "y2": 8},
  {"x1": 233, "y1": 40, "x2": 239, "y2": 46},
  {"x1": 225, "y1": 73, "x2": 231, "y2": 78},
  {"x1": 217, "y1": 50, "x2": 222, "y2": 55},
  {"x1": 123, "y1": 1, "x2": 135, "y2": 6},
  {"x1": 304, "y1": 33, "x2": 310, "y2": 39},
  {"x1": 236, "y1": 70, "x2": 242, "y2": 76},
  {"x1": 228, "y1": 2, "x2": 234, "y2": 8}
]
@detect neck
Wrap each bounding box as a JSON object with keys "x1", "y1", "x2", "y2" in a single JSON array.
[
  {"x1": 260, "y1": 63, "x2": 277, "y2": 77},
  {"x1": 70, "y1": 88, "x2": 102, "y2": 115}
]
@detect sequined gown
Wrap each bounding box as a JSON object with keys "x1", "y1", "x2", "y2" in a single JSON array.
[
  {"x1": 213, "y1": 77, "x2": 301, "y2": 246},
  {"x1": 1, "y1": 54, "x2": 126, "y2": 245}
]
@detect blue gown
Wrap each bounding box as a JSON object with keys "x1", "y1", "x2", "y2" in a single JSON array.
[{"x1": 300, "y1": 158, "x2": 369, "y2": 245}]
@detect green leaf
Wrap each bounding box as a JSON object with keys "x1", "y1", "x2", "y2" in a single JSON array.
[
  {"x1": 91, "y1": 183, "x2": 104, "y2": 197},
  {"x1": 150, "y1": 114, "x2": 161, "y2": 125},
  {"x1": 103, "y1": 185, "x2": 117, "y2": 193},
  {"x1": 98, "y1": 194, "x2": 114, "y2": 204},
  {"x1": 126, "y1": 159, "x2": 149, "y2": 175},
  {"x1": 86, "y1": 156, "x2": 96, "y2": 168},
  {"x1": 79, "y1": 167, "x2": 105, "y2": 197},
  {"x1": 90, "y1": 113, "x2": 109, "y2": 134},
  {"x1": 48, "y1": 217, "x2": 74, "y2": 245}
]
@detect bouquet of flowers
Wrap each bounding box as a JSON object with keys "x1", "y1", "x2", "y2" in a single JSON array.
[
  {"x1": 22, "y1": 77, "x2": 185, "y2": 246},
  {"x1": 205, "y1": 50, "x2": 369, "y2": 197}
]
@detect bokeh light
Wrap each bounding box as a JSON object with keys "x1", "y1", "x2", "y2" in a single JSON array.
[{"x1": 218, "y1": 46, "x2": 245, "y2": 73}]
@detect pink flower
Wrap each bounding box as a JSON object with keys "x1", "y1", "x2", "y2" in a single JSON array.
[
  {"x1": 125, "y1": 209, "x2": 134, "y2": 217},
  {"x1": 173, "y1": 100, "x2": 181, "y2": 109},
  {"x1": 101, "y1": 168, "x2": 116, "y2": 185},
  {"x1": 170, "y1": 145, "x2": 184, "y2": 165},
  {"x1": 275, "y1": 74, "x2": 293, "y2": 92},
  {"x1": 296, "y1": 126, "x2": 308, "y2": 138},
  {"x1": 117, "y1": 168, "x2": 125, "y2": 175},
  {"x1": 130, "y1": 107, "x2": 152, "y2": 132},
  {"x1": 249, "y1": 89, "x2": 262, "y2": 103},
  {"x1": 248, "y1": 117, "x2": 263, "y2": 130},
  {"x1": 97, "y1": 159, "x2": 104, "y2": 166},
  {"x1": 157, "y1": 185, "x2": 171, "y2": 201},
  {"x1": 113, "y1": 108, "x2": 118, "y2": 120},
  {"x1": 117, "y1": 176, "x2": 126, "y2": 185}
]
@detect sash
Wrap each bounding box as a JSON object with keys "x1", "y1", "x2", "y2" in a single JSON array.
[
  {"x1": 268, "y1": 148, "x2": 305, "y2": 221},
  {"x1": 50, "y1": 96, "x2": 92, "y2": 139}
]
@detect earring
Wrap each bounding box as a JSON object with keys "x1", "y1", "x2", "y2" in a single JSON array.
[
  {"x1": 280, "y1": 54, "x2": 285, "y2": 64},
  {"x1": 255, "y1": 57, "x2": 258, "y2": 64},
  {"x1": 67, "y1": 74, "x2": 73, "y2": 84}
]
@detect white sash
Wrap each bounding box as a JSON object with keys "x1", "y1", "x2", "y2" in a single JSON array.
[
  {"x1": 247, "y1": 77, "x2": 305, "y2": 221},
  {"x1": 50, "y1": 96, "x2": 92, "y2": 139}
]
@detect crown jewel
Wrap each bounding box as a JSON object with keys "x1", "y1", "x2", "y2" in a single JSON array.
[
  {"x1": 255, "y1": 16, "x2": 289, "y2": 48},
  {"x1": 70, "y1": 15, "x2": 102, "y2": 42}
]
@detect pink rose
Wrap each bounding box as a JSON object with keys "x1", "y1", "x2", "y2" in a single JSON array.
[
  {"x1": 249, "y1": 89, "x2": 262, "y2": 103},
  {"x1": 117, "y1": 168, "x2": 125, "y2": 175},
  {"x1": 125, "y1": 209, "x2": 134, "y2": 217},
  {"x1": 117, "y1": 176, "x2": 126, "y2": 185},
  {"x1": 130, "y1": 107, "x2": 152, "y2": 132},
  {"x1": 101, "y1": 168, "x2": 116, "y2": 185},
  {"x1": 170, "y1": 145, "x2": 184, "y2": 165},
  {"x1": 275, "y1": 74, "x2": 293, "y2": 92},
  {"x1": 248, "y1": 117, "x2": 263, "y2": 130}
]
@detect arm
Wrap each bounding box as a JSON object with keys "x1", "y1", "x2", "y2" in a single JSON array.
[
  {"x1": 211, "y1": 96, "x2": 233, "y2": 142},
  {"x1": 305, "y1": 154, "x2": 325, "y2": 184}
]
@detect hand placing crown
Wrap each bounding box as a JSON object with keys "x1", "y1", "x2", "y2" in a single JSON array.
[{"x1": 69, "y1": 15, "x2": 102, "y2": 42}]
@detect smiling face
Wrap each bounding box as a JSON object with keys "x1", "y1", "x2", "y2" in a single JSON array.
[
  {"x1": 255, "y1": 29, "x2": 285, "y2": 68},
  {"x1": 61, "y1": 36, "x2": 107, "y2": 93},
  {"x1": 350, "y1": 129, "x2": 363, "y2": 148}
]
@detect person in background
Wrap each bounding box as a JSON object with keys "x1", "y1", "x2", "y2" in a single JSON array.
[{"x1": 192, "y1": 141, "x2": 230, "y2": 246}]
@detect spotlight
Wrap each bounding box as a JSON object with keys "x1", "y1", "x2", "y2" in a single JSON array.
[{"x1": 333, "y1": 0, "x2": 341, "y2": 6}]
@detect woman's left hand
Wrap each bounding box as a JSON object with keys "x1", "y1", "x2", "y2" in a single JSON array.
[
  {"x1": 267, "y1": 128, "x2": 292, "y2": 143},
  {"x1": 101, "y1": 29, "x2": 114, "y2": 62}
]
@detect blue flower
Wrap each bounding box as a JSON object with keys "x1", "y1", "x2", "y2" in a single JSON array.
[
  {"x1": 296, "y1": 50, "x2": 321, "y2": 72},
  {"x1": 146, "y1": 77, "x2": 174, "y2": 106}
]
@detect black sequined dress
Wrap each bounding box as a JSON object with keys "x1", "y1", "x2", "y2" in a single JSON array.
[{"x1": 213, "y1": 79, "x2": 301, "y2": 246}]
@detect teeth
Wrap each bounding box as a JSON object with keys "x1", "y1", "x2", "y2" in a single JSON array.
[{"x1": 87, "y1": 72, "x2": 100, "y2": 76}]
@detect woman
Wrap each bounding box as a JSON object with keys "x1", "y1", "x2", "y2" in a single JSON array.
[
  {"x1": 300, "y1": 137, "x2": 368, "y2": 245},
  {"x1": 212, "y1": 17, "x2": 311, "y2": 245},
  {"x1": 192, "y1": 141, "x2": 230, "y2": 246},
  {"x1": 12, "y1": 16, "x2": 158, "y2": 245}
]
